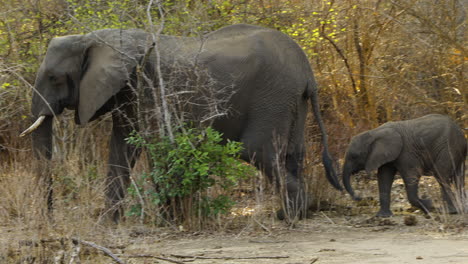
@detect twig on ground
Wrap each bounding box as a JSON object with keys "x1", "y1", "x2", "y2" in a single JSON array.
[
  {"x1": 321, "y1": 211, "x2": 336, "y2": 225},
  {"x1": 126, "y1": 254, "x2": 185, "y2": 264},
  {"x1": 253, "y1": 218, "x2": 272, "y2": 235},
  {"x1": 249, "y1": 240, "x2": 289, "y2": 243},
  {"x1": 170, "y1": 254, "x2": 290, "y2": 260},
  {"x1": 72, "y1": 238, "x2": 125, "y2": 264}
]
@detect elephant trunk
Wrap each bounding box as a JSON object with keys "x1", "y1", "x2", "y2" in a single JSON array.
[
  {"x1": 309, "y1": 80, "x2": 343, "y2": 191},
  {"x1": 31, "y1": 116, "x2": 53, "y2": 160},
  {"x1": 342, "y1": 164, "x2": 361, "y2": 201},
  {"x1": 30, "y1": 115, "x2": 54, "y2": 211}
]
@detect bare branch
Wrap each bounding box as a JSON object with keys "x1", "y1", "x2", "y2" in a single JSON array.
[
  {"x1": 147, "y1": 0, "x2": 174, "y2": 142},
  {"x1": 125, "y1": 254, "x2": 185, "y2": 264},
  {"x1": 170, "y1": 254, "x2": 290, "y2": 260},
  {"x1": 72, "y1": 238, "x2": 125, "y2": 264}
]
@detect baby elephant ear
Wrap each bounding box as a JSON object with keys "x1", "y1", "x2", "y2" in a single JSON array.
[
  {"x1": 365, "y1": 127, "x2": 402, "y2": 173},
  {"x1": 78, "y1": 44, "x2": 135, "y2": 124}
]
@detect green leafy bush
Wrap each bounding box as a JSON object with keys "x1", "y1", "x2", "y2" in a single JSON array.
[{"x1": 126, "y1": 126, "x2": 255, "y2": 226}]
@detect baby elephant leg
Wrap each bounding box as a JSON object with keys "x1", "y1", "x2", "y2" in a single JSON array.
[
  {"x1": 433, "y1": 158, "x2": 464, "y2": 214},
  {"x1": 401, "y1": 171, "x2": 433, "y2": 214},
  {"x1": 376, "y1": 164, "x2": 397, "y2": 217}
]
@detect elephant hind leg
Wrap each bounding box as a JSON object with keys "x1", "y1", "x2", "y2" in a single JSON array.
[
  {"x1": 282, "y1": 150, "x2": 307, "y2": 221},
  {"x1": 433, "y1": 164, "x2": 465, "y2": 214},
  {"x1": 401, "y1": 170, "x2": 433, "y2": 214},
  {"x1": 439, "y1": 186, "x2": 458, "y2": 214},
  {"x1": 432, "y1": 152, "x2": 466, "y2": 214},
  {"x1": 241, "y1": 139, "x2": 307, "y2": 222}
]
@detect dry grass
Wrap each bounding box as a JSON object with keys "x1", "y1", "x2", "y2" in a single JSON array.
[{"x1": 1, "y1": 150, "x2": 466, "y2": 263}]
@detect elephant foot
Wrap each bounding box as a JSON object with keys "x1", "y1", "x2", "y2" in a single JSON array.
[
  {"x1": 276, "y1": 205, "x2": 309, "y2": 221},
  {"x1": 445, "y1": 205, "x2": 459, "y2": 214},
  {"x1": 105, "y1": 201, "x2": 124, "y2": 223},
  {"x1": 276, "y1": 209, "x2": 286, "y2": 220},
  {"x1": 418, "y1": 199, "x2": 434, "y2": 214},
  {"x1": 375, "y1": 209, "x2": 393, "y2": 218}
]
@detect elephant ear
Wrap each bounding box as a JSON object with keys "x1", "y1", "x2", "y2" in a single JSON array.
[
  {"x1": 78, "y1": 43, "x2": 135, "y2": 124},
  {"x1": 365, "y1": 127, "x2": 402, "y2": 173}
]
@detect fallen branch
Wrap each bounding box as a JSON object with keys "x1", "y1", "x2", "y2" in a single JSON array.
[
  {"x1": 321, "y1": 211, "x2": 336, "y2": 225},
  {"x1": 249, "y1": 240, "x2": 289, "y2": 244},
  {"x1": 72, "y1": 238, "x2": 125, "y2": 264},
  {"x1": 252, "y1": 218, "x2": 272, "y2": 235},
  {"x1": 126, "y1": 254, "x2": 185, "y2": 264},
  {"x1": 170, "y1": 254, "x2": 289, "y2": 260}
]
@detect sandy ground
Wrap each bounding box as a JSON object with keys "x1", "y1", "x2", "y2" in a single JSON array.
[
  {"x1": 2, "y1": 178, "x2": 467, "y2": 263},
  {"x1": 122, "y1": 214, "x2": 468, "y2": 264},
  {"x1": 3, "y1": 212, "x2": 467, "y2": 264}
]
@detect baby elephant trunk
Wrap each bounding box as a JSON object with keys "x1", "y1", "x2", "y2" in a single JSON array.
[{"x1": 342, "y1": 165, "x2": 362, "y2": 201}]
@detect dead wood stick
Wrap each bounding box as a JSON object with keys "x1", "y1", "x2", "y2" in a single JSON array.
[
  {"x1": 72, "y1": 238, "x2": 125, "y2": 264},
  {"x1": 126, "y1": 254, "x2": 185, "y2": 264},
  {"x1": 249, "y1": 240, "x2": 289, "y2": 243},
  {"x1": 170, "y1": 254, "x2": 289, "y2": 260},
  {"x1": 320, "y1": 211, "x2": 336, "y2": 225}
]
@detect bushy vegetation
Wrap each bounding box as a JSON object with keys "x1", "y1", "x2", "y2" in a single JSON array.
[{"x1": 125, "y1": 127, "x2": 255, "y2": 227}]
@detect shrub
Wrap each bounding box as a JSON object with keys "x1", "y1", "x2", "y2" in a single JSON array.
[{"x1": 125, "y1": 126, "x2": 255, "y2": 227}]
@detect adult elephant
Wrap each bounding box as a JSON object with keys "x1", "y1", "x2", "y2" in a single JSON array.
[
  {"x1": 21, "y1": 24, "x2": 342, "y2": 221},
  {"x1": 342, "y1": 114, "x2": 466, "y2": 217}
]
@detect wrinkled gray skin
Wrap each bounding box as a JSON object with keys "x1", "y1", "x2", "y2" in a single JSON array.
[
  {"x1": 28, "y1": 24, "x2": 342, "y2": 221},
  {"x1": 343, "y1": 114, "x2": 467, "y2": 217}
]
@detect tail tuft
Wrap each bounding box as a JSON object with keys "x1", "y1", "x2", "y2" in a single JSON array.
[{"x1": 322, "y1": 151, "x2": 343, "y2": 191}]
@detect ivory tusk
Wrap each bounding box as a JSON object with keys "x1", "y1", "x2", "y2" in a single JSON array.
[{"x1": 20, "y1": 115, "x2": 47, "y2": 137}]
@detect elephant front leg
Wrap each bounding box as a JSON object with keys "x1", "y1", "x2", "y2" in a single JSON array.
[
  {"x1": 376, "y1": 164, "x2": 397, "y2": 217},
  {"x1": 106, "y1": 132, "x2": 130, "y2": 222},
  {"x1": 105, "y1": 113, "x2": 140, "y2": 222}
]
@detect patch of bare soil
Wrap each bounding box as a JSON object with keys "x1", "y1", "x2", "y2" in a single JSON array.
[
  {"x1": 128, "y1": 214, "x2": 468, "y2": 264},
  {"x1": 2, "y1": 212, "x2": 467, "y2": 264},
  {"x1": 1, "y1": 176, "x2": 467, "y2": 263}
]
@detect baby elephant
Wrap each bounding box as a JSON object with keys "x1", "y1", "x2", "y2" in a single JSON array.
[{"x1": 342, "y1": 114, "x2": 466, "y2": 217}]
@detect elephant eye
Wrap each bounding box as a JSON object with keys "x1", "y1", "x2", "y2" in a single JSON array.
[{"x1": 49, "y1": 75, "x2": 57, "y2": 82}]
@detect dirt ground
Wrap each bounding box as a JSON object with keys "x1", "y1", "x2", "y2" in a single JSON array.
[
  {"x1": 160, "y1": 219, "x2": 467, "y2": 264},
  {"x1": 1, "y1": 178, "x2": 467, "y2": 264},
  {"x1": 122, "y1": 213, "x2": 468, "y2": 264},
  {"x1": 2, "y1": 211, "x2": 467, "y2": 264}
]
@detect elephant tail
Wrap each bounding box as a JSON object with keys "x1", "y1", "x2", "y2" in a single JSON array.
[
  {"x1": 308, "y1": 79, "x2": 343, "y2": 191},
  {"x1": 456, "y1": 145, "x2": 467, "y2": 205}
]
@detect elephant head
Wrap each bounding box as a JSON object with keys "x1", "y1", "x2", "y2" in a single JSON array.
[
  {"x1": 21, "y1": 29, "x2": 145, "y2": 158},
  {"x1": 342, "y1": 127, "x2": 403, "y2": 200}
]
